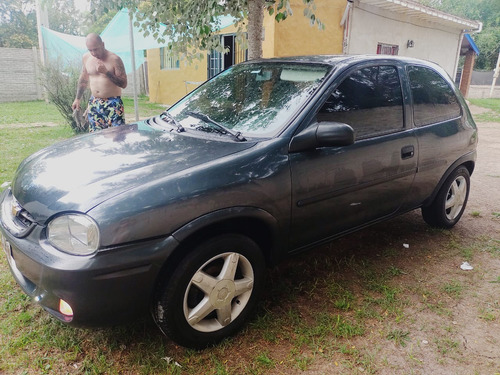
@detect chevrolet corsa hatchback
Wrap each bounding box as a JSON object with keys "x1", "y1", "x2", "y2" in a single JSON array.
[{"x1": 0, "y1": 55, "x2": 477, "y2": 348}]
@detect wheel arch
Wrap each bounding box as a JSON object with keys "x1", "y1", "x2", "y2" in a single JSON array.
[
  {"x1": 422, "y1": 154, "x2": 475, "y2": 208},
  {"x1": 154, "y1": 207, "x2": 284, "y2": 286}
]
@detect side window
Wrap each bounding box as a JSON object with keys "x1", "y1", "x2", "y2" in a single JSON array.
[
  {"x1": 407, "y1": 66, "x2": 461, "y2": 127},
  {"x1": 318, "y1": 65, "x2": 404, "y2": 139}
]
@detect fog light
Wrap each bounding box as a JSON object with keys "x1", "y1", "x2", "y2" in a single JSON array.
[{"x1": 59, "y1": 299, "x2": 73, "y2": 317}]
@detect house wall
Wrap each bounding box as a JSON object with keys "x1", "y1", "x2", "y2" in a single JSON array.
[
  {"x1": 271, "y1": 0, "x2": 345, "y2": 57},
  {"x1": 347, "y1": 2, "x2": 462, "y2": 77},
  {"x1": 147, "y1": 49, "x2": 207, "y2": 105}
]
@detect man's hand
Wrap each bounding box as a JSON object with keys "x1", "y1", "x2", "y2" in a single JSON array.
[
  {"x1": 72, "y1": 98, "x2": 81, "y2": 111},
  {"x1": 96, "y1": 60, "x2": 107, "y2": 74}
]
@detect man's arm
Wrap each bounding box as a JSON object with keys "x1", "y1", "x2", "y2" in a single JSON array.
[{"x1": 72, "y1": 61, "x2": 89, "y2": 110}]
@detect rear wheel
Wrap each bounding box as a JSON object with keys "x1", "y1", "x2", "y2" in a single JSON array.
[
  {"x1": 152, "y1": 234, "x2": 265, "y2": 349},
  {"x1": 422, "y1": 166, "x2": 470, "y2": 229}
]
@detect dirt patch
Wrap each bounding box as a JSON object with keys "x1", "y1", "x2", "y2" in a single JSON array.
[{"x1": 0, "y1": 122, "x2": 60, "y2": 128}]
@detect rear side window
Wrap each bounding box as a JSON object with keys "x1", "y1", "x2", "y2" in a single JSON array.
[
  {"x1": 407, "y1": 66, "x2": 461, "y2": 127},
  {"x1": 318, "y1": 65, "x2": 404, "y2": 139}
]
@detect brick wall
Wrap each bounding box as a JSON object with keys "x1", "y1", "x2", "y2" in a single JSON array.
[{"x1": 0, "y1": 47, "x2": 42, "y2": 102}]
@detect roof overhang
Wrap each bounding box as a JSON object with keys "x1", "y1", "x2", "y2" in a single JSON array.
[
  {"x1": 358, "y1": 0, "x2": 482, "y2": 31},
  {"x1": 462, "y1": 34, "x2": 480, "y2": 55}
]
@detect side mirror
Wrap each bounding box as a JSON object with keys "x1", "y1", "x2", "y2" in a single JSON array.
[{"x1": 289, "y1": 122, "x2": 355, "y2": 153}]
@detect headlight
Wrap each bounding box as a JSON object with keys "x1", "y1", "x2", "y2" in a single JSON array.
[{"x1": 47, "y1": 214, "x2": 100, "y2": 255}]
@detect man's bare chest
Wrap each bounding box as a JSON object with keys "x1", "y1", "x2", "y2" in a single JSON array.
[{"x1": 85, "y1": 57, "x2": 112, "y2": 76}]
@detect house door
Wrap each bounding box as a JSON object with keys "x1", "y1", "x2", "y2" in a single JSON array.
[{"x1": 208, "y1": 35, "x2": 235, "y2": 79}]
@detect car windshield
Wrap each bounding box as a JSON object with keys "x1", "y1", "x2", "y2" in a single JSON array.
[{"x1": 167, "y1": 62, "x2": 331, "y2": 137}]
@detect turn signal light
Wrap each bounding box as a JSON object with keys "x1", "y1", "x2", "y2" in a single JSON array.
[{"x1": 59, "y1": 299, "x2": 74, "y2": 317}]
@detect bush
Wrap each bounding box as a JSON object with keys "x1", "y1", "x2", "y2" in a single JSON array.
[{"x1": 39, "y1": 62, "x2": 90, "y2": 133}]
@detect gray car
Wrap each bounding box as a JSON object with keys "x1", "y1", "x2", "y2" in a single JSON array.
[{"x1": 0, "y1": 55, "x2": 477, "y2": 348}]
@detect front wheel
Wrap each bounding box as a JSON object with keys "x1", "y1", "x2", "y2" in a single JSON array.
[
  {"x1": 422, "y1": 166, "x2": 470, "y2": 229},
  {"x1": 152, "y1": 234, "x2": 266, "y2": 349}
]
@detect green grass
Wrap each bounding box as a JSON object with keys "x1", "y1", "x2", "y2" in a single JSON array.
[
  {"x1": 386, "y1": 329, "x2": 410, "y2": 347},
  {"x1": 0, "y1": 101, "x2": 65, "y2": 125},
  {"x1": 0, "y1": 97, "x2": 165, "y2": 126},
  {"x1": 0, "y1": 126, "x2": 74, "y2": 190},
  {"x1": 468, "y1": 98, "x2": 500, "y2": 122},
  {"x1": 122, "y1": 95, "x2": 167, "y2": 118},
  {"x1": 442, "y1": 281, "x2": 463, "y2": 299},
  {"x1": 468, "y1": 98, "x2": 500, "y2": 113}
]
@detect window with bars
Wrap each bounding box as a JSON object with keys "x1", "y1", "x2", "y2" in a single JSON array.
[
  {"x1": 377, "y1": 43, "x2": 399, "y2": 55},
  {"x1": 160, "y1": 48, "x2": 180, "y2": 70}
]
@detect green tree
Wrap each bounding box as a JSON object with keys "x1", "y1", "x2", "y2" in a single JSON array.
[
  {"x1": 135, "y1": 0, "x2": 322, "y2": 61},
  {"x1": 0, "y1": 0, "x2": 83, "y2": 48},
  {"x1": 81, "y1": 0, "x2": 122, "y2": 35},
  {"x1": 44, "y1": 0, "x2": 82, "y2": 35},
  {"x1": 0, "y1": 0, "x2": 37, "y2": 48},
  {"x1": 422, "y1": 0, "x2": 500, "y2": 70}
]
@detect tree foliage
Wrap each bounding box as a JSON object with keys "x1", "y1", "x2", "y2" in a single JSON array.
[
  {"x1": 0, "y1": 0, "x2": 83, "y2": 48},
  {"x1": 0, "y1": 0, "x2": 37, "y2": 48},
  {"x1": 422, "y1": 0, "x2": 500, "y2": 70},
  {"x1": 43, "y1": 0, "x2": 82, "y2": 35},
  {"x1": 134, "y1": 0, "x2": 322, "y2": 61}
]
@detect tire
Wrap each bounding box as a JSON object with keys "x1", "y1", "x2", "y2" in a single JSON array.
[
  {"x1": 152, "y1": 234, "x2": 266, "y2": 349},
  {"x1": 422, "y1": 166, "x2": 470, "y2": 229}
]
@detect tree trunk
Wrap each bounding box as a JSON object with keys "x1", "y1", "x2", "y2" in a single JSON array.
[{"x1": 247, "y1": 0, "x2": 264, "y2": 60}]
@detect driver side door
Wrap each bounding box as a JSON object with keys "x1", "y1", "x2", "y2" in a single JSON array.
[{"x1": 289, "y1": 63, "x2": 417, "y2": 251}]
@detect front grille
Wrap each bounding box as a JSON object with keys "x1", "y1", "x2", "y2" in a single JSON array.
[{"x1": 1, "y1": 191, "x2": 36, "y2": 237}]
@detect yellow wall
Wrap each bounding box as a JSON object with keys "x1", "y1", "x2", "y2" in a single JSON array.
[
  {"x1": 147, "y1": 49, "x2": 207, "y2": 106},
  {"x1": 262, "y1": 12, "x2": 277, "y2": 58},
  {"x1": 274, "y1": 0, "x2": 345, "y2": 57}
]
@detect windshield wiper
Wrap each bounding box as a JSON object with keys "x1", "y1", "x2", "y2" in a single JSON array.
[
  {"x1": 186, "y1": 111, "x2": 246, "y2": 142},
  {"x1": 161, "y1": 111, "x2": 185, "y2": 133}
]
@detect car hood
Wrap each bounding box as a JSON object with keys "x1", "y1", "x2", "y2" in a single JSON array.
[{"x1": 12, "y1": 122, "x2": 255, "y2": 223}]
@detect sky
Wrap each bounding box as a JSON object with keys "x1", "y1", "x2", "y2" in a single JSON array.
[{"x1": 74, "y1": 0, "x2": 90, "y2": 12}]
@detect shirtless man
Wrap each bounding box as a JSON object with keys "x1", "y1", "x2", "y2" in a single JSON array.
[{"x1": 72, "y1": 33, "x2": 128, "y2": 132}]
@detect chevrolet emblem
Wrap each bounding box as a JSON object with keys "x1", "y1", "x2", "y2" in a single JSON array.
[{"x1": 11, "y1": 200, "x2": 22, "y2": 218}]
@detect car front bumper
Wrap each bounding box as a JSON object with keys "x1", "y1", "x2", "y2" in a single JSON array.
[{"x1": 0, "y1": 189, "x2": 179, "y2": 326}]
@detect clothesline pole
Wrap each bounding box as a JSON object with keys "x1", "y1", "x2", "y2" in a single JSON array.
[{"x1": 128, "y1": 9, "x2": 139, "y2": 121}]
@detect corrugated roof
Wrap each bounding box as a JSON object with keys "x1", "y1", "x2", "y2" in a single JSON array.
[
  {"x1": 464, "y1": 34, "x2": 480, "y2": 55},
  {"x1": 359, "y1": 0, "x2": 482, "y2": 30}
]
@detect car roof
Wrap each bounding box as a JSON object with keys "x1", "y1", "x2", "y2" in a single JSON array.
[{"x1": 250, "y1": 54, "x2": 441, "y2": 69}]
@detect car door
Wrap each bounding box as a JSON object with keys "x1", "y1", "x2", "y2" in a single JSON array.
[{"x1": 289, "y1": 63, "x2": 418, "y2": 251}]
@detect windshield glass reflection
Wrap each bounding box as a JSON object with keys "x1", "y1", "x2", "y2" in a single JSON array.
[{"x1": 168, "y1": 63, "x2": 330, "y2": 137}]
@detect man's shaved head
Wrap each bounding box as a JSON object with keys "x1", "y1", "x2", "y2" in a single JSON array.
[
  {"x1": 86, "y1": 33, "x2": 106, "y2": 59},
  {"x1": 86, "y1": 33, "x2": 103, "y2": 44}
]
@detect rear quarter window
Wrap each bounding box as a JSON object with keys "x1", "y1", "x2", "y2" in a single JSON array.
[{"x1": 407, "y1": 66, "x2": 461, "y2": 127}]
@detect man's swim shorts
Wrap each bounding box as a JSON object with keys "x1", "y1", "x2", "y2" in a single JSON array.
[{"x1": 87, "y1": 96, "x2": 125, "y2": 132}]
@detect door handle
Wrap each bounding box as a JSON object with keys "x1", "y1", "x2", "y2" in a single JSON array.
[{"x1": 401, "y1": 145, "x2": 414, "y2": 159}]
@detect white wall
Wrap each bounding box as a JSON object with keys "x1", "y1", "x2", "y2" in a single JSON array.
[
  {"x1": 347, "y1": 2, "x2": 462, "y2": 77},
  {"x1": 0, "y1": 47, "x2": 42, "y2": 102}
]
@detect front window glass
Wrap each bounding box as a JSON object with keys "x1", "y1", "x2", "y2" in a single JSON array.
[
  {"x1": 168, "y1": 63, "x2": 330, "y2": 137},
  {"x1": 318, "y1": 65, "x2": 404, "y2": 139}
]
